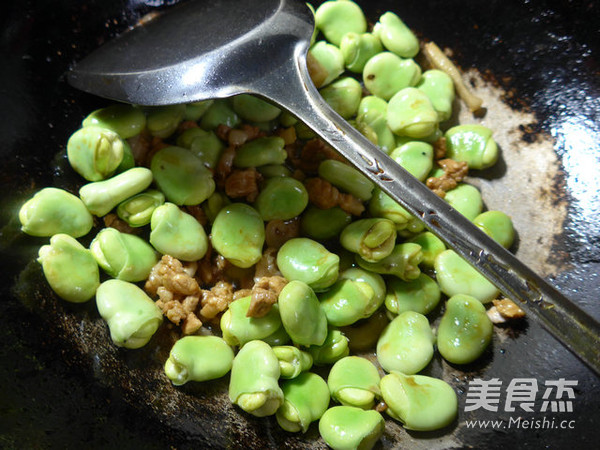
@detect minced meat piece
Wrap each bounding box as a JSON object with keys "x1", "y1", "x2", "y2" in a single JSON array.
[
  {"x1": 225, "y1": 168, "x2": 262, "y2": 202},
  {"x1": 265, "y1": 218, "x2": 300, "y2": 249},
  {"x1": 246, "y1": 276, "x2": 288, "y2": 318},
  {"x1": 200, "y1": 280, "x2": 235, "y2": 320},
  {"x1": 426, "y1": 158, "x2": 468, "y2": 197}
]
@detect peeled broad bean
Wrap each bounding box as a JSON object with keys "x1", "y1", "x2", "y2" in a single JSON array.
[
  {"x1": 278, "y1": 281, "x2": 328, "y2": 347},
  {"x1": 445, "y1": 124, "x2": 498, "y2": 170},
  {"x1": 200, "y1": 99, "x2": 241, "y2": 130},
  {"x1": 434, "y1": 250, "x2": 500, "y2": 303},
  {"x1": 232, "y1": 94, "x2": 281, "y2": 122},
  {"x1": 314, "y1": 0, "x2": 367, "y2": 46},
  {"x1": 151, "y1": 146, "x2": 215, "y2": 205},
  {"x1": 384, "y1": 273, "x2": 441, "y2": 316},
  {"x1": 437, "y1": 294, "x2": 493, "y2": 364},
  {"x1": 444, "y1": 183, "x2": 483, "y2": 221},
  {"x1": 356, "y1": 243, "x2": 422, "y2": 281},
  {"x1": 67, "y1": 126, "x2": 124, "y2": 181},
  {"x1": 417, "y1": 70, "x2": 455, "y2": 122},
  {"x1": 387, "y1": 87, "x2": 439, "y2": 139},
  {"x1": 339, "y1": 267, "x2": 386, "y2": 317},
  {"x1": 220, "y1": 295, "x2": 285, "y2": 347},
  {"x1": 164, "y1": 336, "x2": 234, "y2": 385},
  {"x1": 376, "y1": 311, "x2": 435, "y2": 374},
  {"x1": 300, "y1": 206, "x2": 352, "y2": 240},
  {"x1": 211, "y1": 203, "x2": 265, "y2": 268},
  {"x1": 184, "y1": 100, "x2": 214, "y2": 121},
  {"x1": 327, "y1": 356, "x2": 381, "y2": 410},
  {"x1": 319, "y1": 77, "x2": 363, "y2": 119},
  {"x1": 340, "y1": 218, "x2": 396, "y2": 262},
  {"x1": 356, "y1": 96, "x2": 396, "y2": 152},
  {"x1": 340, "y1": 32, "x2": 382, "y2": 73},
  {"x1": 79, "y1": 167, "x2": 153, "y2": 217},
  {"x1": 82, "y1": 104, "x2": 146, "y2": 139},
  {"x1": 309, "y1": 328, "x2": 349, "y2": 365},
  {"x1": 319, "y1": 406, "x2": 384, "y2": 450},
  {"x1": 254, "y1": 177, "x2": 308, "y2": 221},
  {"x1": 363, "y1": 52, "x2": 421, "y2": 101},
  {"x1": 116, "y1": 189, "x2": 165, "y2": 227},
  {"x1": 150, "y1": 202, "x2": 208, "y2": 261},
  {"x1": 96, "y1": 279, "x2": 163, "y2": 349},
  {"x1": 372, "y1": 11, "x2": 419, "y2": 58},
  {"x1": 272, "y1": 346, "x2": 313, "y2": 379},
  {"x1": 369, "y1": 188, "x2": 419, "y2": 231},
  {"x1": 318, "y1": 159, "x2": 374, "y2": 201},
  {"x1": 90, "y1": 228, "x2": 157, "y2": 282},
  {"x1": 473, "y1": 210, "x2": 515, "y2": 249},
  {"x1": 319, "y1": 278, "x2": 376, "y2": 327},
  {"x1": 307, "y1": 41, "x2": 345, "y2": 88},
  {"x1": 37, "y1": 234, "x2": 99, "y2": 303},
  {"x1": 202, "y1": 191, "x2": 231, "y2": 223},
  {"x1": 277, "y1": 238, "x2": 339, "y2": 291},
  {"x1": 380, "y1": 371, "x2": 457, "y2": 431},
  {"x1": 116, "y1": 140, "x2": 135, "y2": 173},
  {"x1": 276, "y1": 372, "x2": 330, "y2": 433},
  {"x1": 257, "y1": 164, "x2": 293, "y2": 178},
  {"x1": 228, "y1": 340, "x2": 284, "y2": 417},
  {"x1": 233, "y1": 136, "x2": 287, "y2": 168},
  {"x1": 407, "y1": 231, "x2": 446, "y2": 268},
  {"x1": 146, "y1": 104, "x2": 186, "y2": 138},
  {"x1": 389, "y1": 141, "x2": 434, "y2": 181},
  {"x1": 19, "y1": 187, "x2": 93, "y2": 238}
]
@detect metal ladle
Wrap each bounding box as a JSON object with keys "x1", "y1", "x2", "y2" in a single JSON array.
[{"x1": 68, "y1": 0, "x2": 600, "y2": 374}]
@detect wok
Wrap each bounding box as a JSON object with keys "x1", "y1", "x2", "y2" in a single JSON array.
[{"x1": 1, "y1": 0, "x2": 599, "y2": 448}]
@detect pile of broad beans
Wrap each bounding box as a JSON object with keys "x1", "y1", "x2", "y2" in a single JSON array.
[{"x1": 18, "y1": 0, "x2": 523, "y2": 448}]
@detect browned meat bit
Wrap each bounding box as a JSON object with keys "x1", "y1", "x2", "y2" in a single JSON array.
[
  {"x1": 228, "y1": 128, "x2": 249, "y2": 147},
  {"x1": 215, "y1": 145, "x2": 236, "y2": 187},
  {"x1": 247, "y1": 276, "x2": 288, "y2": 318},
  {"x1": 292, "y1": 138, "x2": 345, "y2": 173},
  {"x1": 215, "y1": 124, "x2": 232, "y2": 141},
  {"x1": 375, "y1": 401, "x2": 388, "y2": 413},
  {"x1": 102, "y1": 213, "x2": 139, "y2": 235},
  {"x1": 487, "y1": 298, "x2": 526, "y2": 324},
  {"x1": 426, "y1": 158, "x2": 468, "y2": 197},
  {"x1": 145, "y1": 255, "x2": 200, "y2": 297},
  {"x1": 432, "y1": 137, "x2": 447, "y2": 160},
  {"x1": 128, "y1": 131, "x2": 152, "y2": 166},
  {"x1": 276, "y1": 126, "x2": 297, "y2": 146},
  {"x1": 338, "y1": 192, "x2": 365, "y2": 216},
  {"x1": 177, "y1": 120, "x2": 199, "y2": 134},
  {"x1": 291, "y1": 169, "x2": 306, "y2": 182},
  {"x1": 225, "y1": 168, "x2": 262, "y2": 202},
  {"x1": 183, "y1": 205, "x2": 208, "y2": 226},
  {"x1": 196, "y1": 245, "x2": 229, "y2": 287},
  {"x1": 155, "y1": 287, "x2": 202, "y2": 335},
  {"x1": 199, "y1": 280, "x2": 235, "y2": 321},
  {"x1": 254, "y1": 247, "x2": 281, "y2": 280},
  {"x1": 265, "y1": 218, "x2": 300, "y2": 249},
  {"x1": 217, "y1": 123, "x2": 263, "y2": 147},
  {"x1": 305, "y1": 177, "x2": 340, "y2": 209},
  {"x1": 233, "y1": 288, "x2": 253, "y2": 300}
]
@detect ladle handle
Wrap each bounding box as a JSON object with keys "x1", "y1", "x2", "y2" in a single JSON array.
[{"x1": 258, "y1": 49, "x2": 600, "y2": 376}]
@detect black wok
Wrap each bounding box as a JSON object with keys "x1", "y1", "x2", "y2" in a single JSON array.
[{"x1": 1, "y1": 0, "x2": 599, "y2": 448}]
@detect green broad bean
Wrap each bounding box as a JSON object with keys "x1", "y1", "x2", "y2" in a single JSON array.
[
  {"x1": 90, "y1": 227, "x2": 157, "y2": 282},
  {"x1": 232, "y1": 136, "x2": 286, "y2": 168},
  {"x1": 318, "y1": 159, "x2": 374, "y2": 201},
  {"x1": 407, "y1": 231, "x2": 446, "y2": 268},
  {"x1": 445, "y1": 124, "x2": 499, "y2": 170},
  {"x1": 340, "y1": 32, "x2": 382, "y2": 73},
  {"x1": 254, "y1": 177, "x2": 308, "y2": 221},
  {"x1": 228, "y1": 340, "x2": 284, "y2": 417},
  {"x1": 339, "y1": 218, "x2": 396, "y2": 262},
  {"x1": 417, "y1": 70, "x2": 455, "y2": 122},
  {"x1": 19, "y1": 187, "x2": 93, "y2": 238},
  {"x1": 384, "y1": 273, "x2": 441, "y2": 316},
  {"x1": 376, "y1": 311, "x2": 435, "y2": 374},
  {"x1": 277, "y1": 238, "x2": 339, "y2": 291},
  {"x1": 82, "y1": 104, "x2": 146, "y2": 139},
  {"x1": 444, "y1": 183, "x2": 483, "y2": 221},
  {"x1": 319, "y1": 406, "x2": 384, "y2": 450},
  {"x1": 220, "y1": 295, "x2": 284, "y2": 347},
  {"x1": 434, "y1": 250, "x2": 500, "y2": 303},
  {"x1": 473, "y1": 210, "x2": 515, "y2": 249},
  {"x1": 356, "y1": 243, "x2": 423, "y2": 282},
  {"x1": 200, "y1": 99, "x2": 241, "y2": 130},
  {"x1": 261, "y1": 323, "x2": 291, "y2": 347},
  {"x1": 279, "y1": 110, "x2": 298, "y2": 127},
  {"x1": 369, "y1": 187, "x2": 417, "y2": 231},
  {"x1": 339, "y1": 267, "x2": 386, "y2": 317},
  {"x1": 37, "y1": 234, "x2": 99, "y2": 303},
  {"x1": 79, "y1": 167, "x2": 153, "y2": 217},
  {"x1": 314, "y1": 0, "x2": 367, "y2": 47},
  {"x1": 149, "y1": 202, "x2": 209, "y2": 261},
  {"x1": 67, "y1": 126, "x2": 124, "y2": 181},
  {"x1": 189, "y1": 131, "x2": 224, "y2": 169},
  {"x1": 151, "y1": 146, "x2": 216, "y2": 205},
  {"x1": 309, "y1": 328, "x2": 350, "y2": 365},
  {"x1": 116, "y1": 189, "x2": 165, "y2": 227},
  {"x1": 278, "y1": 280, "x2": 328, "y2": 347},
  {"x1": 116, "y1": 140, "x2": 135, "y2": 173},
  {"x1": 146, "y1": 104, "x2": 186, "y2": 138},
  {"x1": 307, "y1": 41, "x2": 345, "y2": 88},
  {"x1": 356, "y1": 96, "x2": 396, "y2": 153},
  {"x1": 363, "y1": 52, "x2": 421, "y2": 101},
  {"x1": 327, "y1": 356, "x2": 381, "y2": 410},
  {"x1": 301, "y1": 206, "x2": 352, "y2": 240},
  {"x1": 257, "y1": 164, "x2": 292, "y2": 178},
  {"x1": 232, "y1": 94, "x2": 281, "y2": 122},
  {"x1": 372, "y1": 11, "x2": 419, "y2": 58},
  {"x1": 164, "y1": 336, "x2": 234, "y2": 385},
  {"x1": 389, "y1": 141, "x2": 434, "y2": 182},
  {"x1": 95, "y1": 279, "x2": 163, "y2": 349},
  {"x1": 184, "y1": 100, "x2": 214, "y2": 121},
  {"x1": 380, "y1": 371, "x2": 457, "y2": 431},
  {"x1": 319, "y1": 278, "x2": 375, "y2": 327},
  {"x1": 272, "y1": 346, "x2": 313, "y2": 379},
  {"x1": 202, "y1": 191, "x2": 230, "y2": 223},
  {"x1": 211, "y1": 203, "x2": 265, "y2": 268},
  {"x1": 176, "y1": 127, "x2": 208, "y2": 149},
  {"x1": 437, "y1": 294, "x2": 493, "y2": 364},
  {"x1": 276, "y1": 372, "x2": 330, "y2": 433},
  {"x1": 387, "y1": 87, "x2": 439, "y2": 139},
  {"x1": 319, "y1": 77, "x2": 362, "y2": 119},
  {"x1": 294, "y1": 120, "x2": 318, "y2": 139}
]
